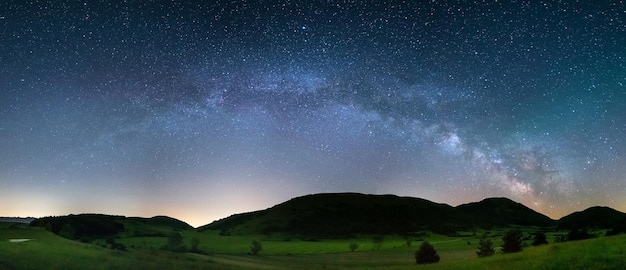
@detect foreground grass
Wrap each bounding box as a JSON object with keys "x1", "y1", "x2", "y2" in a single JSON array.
[
  {"x1": 0, "y1": 225, "x2": 215, "y2": 270},
  {"x1": 197, "y1": 235, "x2": 626, "y2": 270},
  {"x1": 1, "y1": 223, "x2": 625, "y2": 269},
  {"x1": 417, "y1": 235, "x2": 626, "y2": 270}
]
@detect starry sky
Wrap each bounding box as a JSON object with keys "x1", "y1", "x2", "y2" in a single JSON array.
[{"x1": 1, "y1": 1, "x2": 625, "y2": 227}]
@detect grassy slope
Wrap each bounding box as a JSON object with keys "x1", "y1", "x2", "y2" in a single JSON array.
[
  {"x1": 419, "y1": 235, "x2": 626, "y2": 270},
  {"x1": 2, "y1": 222, "x2": 625, "y2": 269},
  {"x1": 0, "y1": 223, "x2": 214, "y2": 270}
]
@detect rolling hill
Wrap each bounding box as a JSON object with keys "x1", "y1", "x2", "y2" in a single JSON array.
[
  {"x1": 25, "y1": 193, "x2": 626, "y2": 240},
  {"x1": 456, "y1": 197, "x2": 554, "y2": 227},
  {"x1": 29, "y1": 214, "x2": 193, "y2": 240},
  {"x1": 557, "y1": 206, "x2": 626, "y2": 229},
  {"x1": 201, "y1": 193, "x2": 462, "y2": 237},
  {"x1": 200, "y1": 193, "x2": 556, "y2": 237}
]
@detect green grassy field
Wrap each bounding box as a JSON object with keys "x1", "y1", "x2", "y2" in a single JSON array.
[{"x1": 1, "y1": 222, "x2": 624, "y2": 269}]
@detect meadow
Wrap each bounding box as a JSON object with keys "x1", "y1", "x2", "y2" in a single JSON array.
[{"x1": 1, "y1": 221, "x2": 625, "y2": 269}]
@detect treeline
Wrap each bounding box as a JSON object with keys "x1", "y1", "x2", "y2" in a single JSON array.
[{"x1": 30, "y1": 214, "x2": 125, "y2": 241}]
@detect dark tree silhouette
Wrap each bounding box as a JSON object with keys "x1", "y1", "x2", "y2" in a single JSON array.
[
  {"x1": 405, "y1": 237, "x2": 413, "y2": 247},
  {"x1": 190, "y1": 237, "x2": 200, "y2": 253},
  {"x1": 606, "y1": 217, "x2": 626, "y2": 236},
  {"x1": 110, "y1": 242, "x2": 127, "y2": 251},
  {"x1": 502, "y1": 230, "x2": 523, "y2": 253},
  {"x1": 415, "y1": 241, "x2": 440, "y2": 264},
  {"x1": 58, "y1": 223, "x2": 76, "y2": 240},
  {"x1": 250, "y1": 240, "x2": 262, "y2": 255},
  {"x1": 372, "y1": 235, "x2": 384, "y2": 250},
  {"x1": 532, "y1": 231, "x2": 548, "y2": 246},
  {"x1": 165, "y1": 232, "x2": 185, "y2": 252},
  {"x1": 476, "y1": 234, "x2": 494, "y2": 257},
  {"x1": 105, "y1": 237, "x2": 126, "y2": 251},
  {"x1": 567, "y1": 227, "x2": 594, "y2": 241},
  {"x1": 349, "y1": 243, "x2": 359, "y2": 252}
]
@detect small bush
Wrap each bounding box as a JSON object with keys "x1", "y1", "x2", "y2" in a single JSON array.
[
  {"x1": 164, "y1": 232, "x2": 186, "y2": 252},
  {"x1": 250, "y1": 240, "x2": 262, "y2": 255},
  {"x1": 567, "y1": 228, "x2": 594, "y2": 241},
  {"x1": 415, "y1": 241, "x2": 440, "y2": 264},
  {"x1": 349, "y1": 243, "x2": 359, "y2": 252},
  {"x1": 405, "y1": 238, "x2": 413, "y2": 247},
  {"x1": 190, "y1": 237, "x2": 201, "y2": 253},
  {"x1": 476, "y1": 235, "x2": 494, "y2": 257},
  {"x1": 110, "y1": 243, "x2": 127, "y2": 251},
  {"x1": 372, "y1": 235, "x2": 384, "y2": 250},
  {"x1": 532, "y1": 231, "x2": 548, "y2": 246},
  {"x1": 502, "y1": 230, "x2": 523, "y2": 253}
]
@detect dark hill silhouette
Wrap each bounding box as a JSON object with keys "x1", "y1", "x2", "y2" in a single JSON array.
[
  {"x1": 30, "y1": 214, "x2": 126, "y2": 240},
  {"x1": 30, "y1": 214, "x2": 192, "y2": 240},
  {"x1": 558, "y1": 206, "x2": 626, "y2": 229},
  {"x1": 200, "y1": 193, "x2": 555, "y2": 237},
  {"x1": 456, "y1": 197, "x2": 554, "y2": 227},
  {"x1": 201, "y1": 193, "x2": 460, "y2": 237},
  {"x1": 127, "y1": 215, "x2": 193, "y2": 231}
]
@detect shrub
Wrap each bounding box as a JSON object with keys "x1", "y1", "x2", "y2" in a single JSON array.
[
  {"x1": 532, "y1": 231, "x2": 548, "y2": 246},
  {"x1": 59, "y1": 223, "x2": 76, "y2": 240},
  {"x1": 250, "y1": 240, "x2": 262, "y2": 255},
  {"x1": 476, "y1": 234, "x2": 494, "y2": 257},
  {"x1": 502, "y1": 230, "x2": 523, "y2": 253},
  {"x1": 164, "y1": 232, "x2": 186, "y2": 252},
  {"x1": 190, "y1": 237, "x2": 201, "y2": 253},
  {"x1": 405, "y1": 238, "x2": 413, "y2": 247},
  {"x1": 372, "y1": 235, "x2": 384, "y2": 250},
  {"x1": 110, "y1": 242, "x2": 127, "y2": 251},
  {"x1": 606, "y1": 217, "x2": 626, "y2": 236},
  {"x1": 567, "y1": 228, "x2": 594, "y2": 241},
  {"x1": 349, "y1": 243, "x2": 359, "y2": 252},
  {"x1": 415, "y1": 241, "x2": 440, "y2": 264}
]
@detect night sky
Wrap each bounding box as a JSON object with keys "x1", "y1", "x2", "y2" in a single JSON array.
[{"x1": 1, "y1": 1, "x2": 625, "y2": 227}]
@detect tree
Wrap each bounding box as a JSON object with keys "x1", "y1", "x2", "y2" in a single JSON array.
[
  {"x1": 607, "y1": 217, "x2": 626, "y2": 236},
  {"x1": 531, "y1": 231, "x2": 548, "y2": 246},
  {"x1": 110, "y1": 242, "x2": 127, "y2": 251},
  {"x1": 165, "y1": 232, "x2": 185, "y2": 252},
  {"x1": 502, "y1": 230, "x2": 523, "y2": 253},
  {"x1": 190, "y1": 237, "x2": 201, "y2": 253},
  {"x1": 405, "y1": 237, "x2": 413, "y2": 247},
  {"x1": 105, "y1": 237, "x2": 126, "y2": 251},
  {"x1": 476, "y1": 234, "x2": 494, "y2": 257},
  {"x1": 349, "y1": 243, "x2": 359, "y2": 252},
  {"x1": 372, "y1": 235, "x2": 384, "y2": 250},
  {"x1": 59, "y1": 223, "x2": 76, "y2": 240},
  {"x1": 250, "y1": 240, "x2": 262, "y2": 255},
  {"x1": 415, "y1": 241, "x2": 440, "y2": 264},
  {"x1": 567, "y1": 228, "x2": 594, "y2": 241}
]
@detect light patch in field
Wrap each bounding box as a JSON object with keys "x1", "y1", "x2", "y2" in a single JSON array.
[{"x1": 9, "y1": 239, "x2": 32, "y2": 243}]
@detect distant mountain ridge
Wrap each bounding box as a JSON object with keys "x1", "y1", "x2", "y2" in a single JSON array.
[
  {"x1": 557, "y1": 206, "x2": 626, "y2": 229},
  {"x1": 200, "y1": 193, "x2": 557, "y2": 237},
  {"x1": 17, "y1": 193, "x2": 626, "y2": 239},
  {"x1": 456, "y1": 197, "x2": 554, "y2": 227},
  {"x1": 0, "y1": 217, "x2": 36, "y2": 224}
]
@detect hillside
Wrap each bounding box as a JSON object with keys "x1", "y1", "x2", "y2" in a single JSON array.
[
  {"x1": 456, "y1": 197, "x2": 554, "y2": 227},
  {"x1": 206, "y1": 193, "x2": 463, "y2": 236},
  {"x1": 200, "y1": 193, "x2": 554, "y2": 237},
  {"x1": 557, "y1": 206, "x2": 626, "y2": 229},
  {"x1": 30, "y1": 214, "x2": 192, "y2": 240}
]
